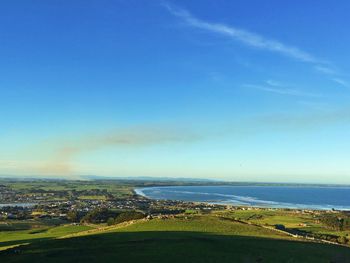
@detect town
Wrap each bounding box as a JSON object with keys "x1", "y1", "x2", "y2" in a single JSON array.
[{"x1": 0, "y1": 179, "x2": 225, "y2": 222}]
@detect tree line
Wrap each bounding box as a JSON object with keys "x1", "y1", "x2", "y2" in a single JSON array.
[
  {"x1": 319, "y1": 213, "x2": 350, "y2": 231},
  {"x1": 67, "y1": 208, "x2": 145, "y2": 225}
]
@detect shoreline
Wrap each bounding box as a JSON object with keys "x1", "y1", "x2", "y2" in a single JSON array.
[{"x1": 134, "y1": 185, "x2": 350, "y2": 211}]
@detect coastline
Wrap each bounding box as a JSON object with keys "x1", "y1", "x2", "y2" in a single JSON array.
[
  {"x1": 133, "y1": 188, "x2": 147, "y2": 198},
  {"x1": 134, "y1": 185, "x2": 350, "y2": 211}
]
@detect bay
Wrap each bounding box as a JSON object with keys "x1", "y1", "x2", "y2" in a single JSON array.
[{"x1": 135, "y1": 185, "x2": 350, "y2": 210}]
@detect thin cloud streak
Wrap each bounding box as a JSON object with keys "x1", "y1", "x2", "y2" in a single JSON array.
[
  {"x1": 164, "y1": 3, "x2": 350, "y2": 88},
  {"x1": 257, "y1": 108, "x2": 350, "y2": 130},
  {"x1": 314, "y1": 65, "x2": 337, "y2": 75},
  {"x1": 243, "y1": 82, "x2": 321, "y2": 98},
  {"x1": 163, "y1": 3, "x2": 318, "y2": 63},
  {"x1": 297, "y1": 101, "x2": 331, "y2": 111},
  {"x1": 333, "y1": 78, "x2": 350, "y2": 88},
  {"x1": 314, "y1": 66, "x2": 350, "y2": 88}
]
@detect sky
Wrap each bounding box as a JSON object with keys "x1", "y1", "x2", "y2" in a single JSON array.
[{"x1": 1, "y1": 0, "x2": 350, "y2": 183}]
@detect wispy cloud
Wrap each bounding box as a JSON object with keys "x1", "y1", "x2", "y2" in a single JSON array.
[
  {"x1": 257, "y1": 108, "x2": 350, "y2": 130},
  {"x1": 297, "y1": 100, "x2": 331, "y2": 111},
  {"x1": 243, "y1": 80, "x2": 321, "y2": 97},
  {"x1": 314, "y1": 65, "x2": 337, "y2": 75},
  {"x1": 163, "y1": 3, "x2": 318, "y2": 63},
  {"x1": 163, "y1": 3, "x2": 349, "y2": 89},
  {"x1": 332, "y1": 78, "x2": 350, "y2": 88},
  {"x1": 314, "y1": 66, "x2": 350, "y2": 88}
]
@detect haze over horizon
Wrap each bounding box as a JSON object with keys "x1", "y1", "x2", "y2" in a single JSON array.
[{"x1": 1, "y1": 1, "x2": 350, "y2": 184}]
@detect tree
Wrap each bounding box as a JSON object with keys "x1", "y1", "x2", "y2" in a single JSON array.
[
  {"x1": 114, "y1": 211, "x2": 145, "y2": 224},
  {"x1": 319, "y1": 214, "x2": 344, "y2": 230},
  {"x1": 107, "y1": 217, "x2": 115, "y2": 226},
  {"x1": 337, "y1": 236, "x2": 347, "y2": 244},
  {"x1": 81, "y1": 208, "x2": 118, "y2": 224},
  {"x1": 67, "y1": 210, "x2": 79, "y2": 222}
]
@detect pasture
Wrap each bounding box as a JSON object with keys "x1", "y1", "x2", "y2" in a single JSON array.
[{"x1": 1, "y1": 215, "x2": 350, "y2": 262}]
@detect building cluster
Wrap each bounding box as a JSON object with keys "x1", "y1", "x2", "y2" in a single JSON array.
[{"x1": 0, "y1": 184, "x2": 226, "y2": 221}]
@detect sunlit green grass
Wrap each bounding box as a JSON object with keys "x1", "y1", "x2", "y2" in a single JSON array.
[
  {"x1": 0, "y1": 224, "x2": 94, "y2": 249},
  {"x1": 4, "y1": 181, "x2": 133, "y2": 198},
  {"x1": 116, "y1": 215, "x2": 290, "y2": 239},
  {"x1": 217, "y1": 210, "x2": 318, "y2": 228}
]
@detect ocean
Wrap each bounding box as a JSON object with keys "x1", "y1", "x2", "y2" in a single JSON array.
[{"x1": 135, "y1": 185, "x2": 350, "y2": 210}]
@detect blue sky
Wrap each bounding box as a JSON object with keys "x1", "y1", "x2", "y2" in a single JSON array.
[{"x1": 1, "y1": 0, "x2": 350, "y2": 183}]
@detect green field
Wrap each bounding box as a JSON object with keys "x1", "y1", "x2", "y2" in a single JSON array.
[
  {"x1": 215, "y1": 209, "x2": 350, "y2": 239},
  {"x1": 216, "y1": 209, "x2": 317, "y2": 227},
  {"x1": 3, "y1": 180, "x2": 134, "y2": 199},
  {"x1": 1, "y1": 215, "x2": 350, "y2": 263},
  {"x1": 0, "y1": 224, "x2": 94, "y2": 251}
]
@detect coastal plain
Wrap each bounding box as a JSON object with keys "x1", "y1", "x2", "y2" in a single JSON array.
[{"x1": 1, "y1": 179, "x2": 350, "y2": 263}]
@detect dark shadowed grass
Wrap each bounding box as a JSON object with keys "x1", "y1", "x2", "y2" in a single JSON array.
[{"x1": 1, "y1": 231, "x2": 350, "y2": 263}]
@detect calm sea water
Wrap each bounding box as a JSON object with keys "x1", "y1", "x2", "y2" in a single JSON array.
[{"x1": 135, "y1": 185, "x2": 350, "y2": 210}]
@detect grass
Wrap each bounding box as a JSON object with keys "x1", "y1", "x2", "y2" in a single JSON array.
[
  {"x1": 299, "y1": 225, "x2": 350, "y2": 238},
  {"x1": 1, "y1": 215, "x2": 350, "y2": 262},
  {"x1": 218, "y1": 210, "x2": 315, "y2": 227},
  {"x1": 0, "y1": 218, "x2": 71, "y2": 232},
  {"x1": 214, "y1": 209, "x2": 350, "y2": 244},
  {"x1": 216, "y1": 209, "x2": 338, "y2": 230},
  {"x1": 4, "y1": 181, "x2": 134, "y2": 199},
  {"x1": 0, "y1": 221, "x2": 35, "y2": 231},
  {"x1": 116, "y1": 215, "x2": 290, "y2": 239},
  {"x1": 0, "y1": 225, "x2": 94, "y2": 249}
]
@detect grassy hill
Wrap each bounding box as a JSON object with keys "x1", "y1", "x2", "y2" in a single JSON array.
[{"x1": 1, "y1": 215, "x2": 350, "y2": 263}]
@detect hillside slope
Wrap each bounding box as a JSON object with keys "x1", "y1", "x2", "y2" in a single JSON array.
[{"x1": 1, "y1": 215, "x2": 350, "y2": 263}]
